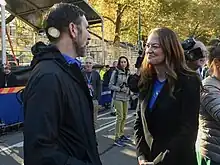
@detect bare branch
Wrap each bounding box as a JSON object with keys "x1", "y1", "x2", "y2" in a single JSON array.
[
  {"x1": 121, "y1": 23, "x2": 133, "y2": 31},
  {"x1": 118, "y1": 4, "x2": 128, "y2": 17},
  {"x1": 103, "y1": 16, "x2": 116, "y2": 25},
  {"x1": 191, "y1": 23, "x2": 200, "y2": 36},
  {"x1": 88, "y1": 30, "x2": 109, "y2": 42},
  {"x1": 195, "y1": 31, "x2": 205, "y2": 38}
]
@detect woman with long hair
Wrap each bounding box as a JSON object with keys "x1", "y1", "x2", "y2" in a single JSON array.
[
  {"x1": 132, "y1": 27, "x2": 201, "y2": 165},
  {"x1": 109, "y1": 56, "x2": 130, "y2": 147},
  {"x1": 197, "y1": 45, "x2": 220, "y2": 165}
]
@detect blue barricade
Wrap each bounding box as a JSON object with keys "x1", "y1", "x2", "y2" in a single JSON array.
[{"x1": 0, "y1": 92, "x2": 23, "y2": 126}]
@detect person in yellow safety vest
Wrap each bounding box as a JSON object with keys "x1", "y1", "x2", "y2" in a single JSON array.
[{"x1": 99, "y1": 66, "x2": 106, "y2": 81}]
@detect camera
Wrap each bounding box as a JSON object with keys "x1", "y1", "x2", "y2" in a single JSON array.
[
  {"x1": 120, "y1": 82, "x2": 128, "y2": 88},
  {"x1": 182, "y1": 37, "x2": 196, "y2": 50},
  {"x1": 181, "y1": 38, "x2": 205, "y2": 61},
  {"x1": 135, "y1": 49, "x2": 145, "y2": 69}
]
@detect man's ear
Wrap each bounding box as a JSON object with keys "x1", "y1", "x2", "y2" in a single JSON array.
[{"x1": 68, "y1": 22, "x2": 77, "y2": 39}]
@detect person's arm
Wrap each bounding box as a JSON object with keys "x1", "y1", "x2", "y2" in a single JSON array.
[
  {"x1": 0, "y1": 70, "x2": 5, "y2": 88},
  {"x1": 109, "y1": 70, "x2": 121, "y2": 91},
  {"x1": 127, "y1": 74, "x2": 140, "y2": 93},
  {"x1": 24, "y1": 74, "x2": 91, "y2": 165},
  {"x1": 96, "y1": 72, "x2": 101, "y2": 100},
  {"x1": 134, "y1": 106, "x2": 151, "y2": 164},
  {"x1": 201, "y1": 85, "x2": 220, "y2": 121},
  {"x1": 163, "y1": 75, "x2": 200, "y2": 162}
]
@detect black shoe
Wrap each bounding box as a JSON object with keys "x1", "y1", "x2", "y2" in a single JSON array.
[
  {"x1": 110, "y1": 112, "x2": 116, "y2": 116},
  {"x1": 120, "y1": 135, "x2": 130, "y2": 142},
  {"x1": 114, "y1": 139, "x2": 125, "y2": 147}
]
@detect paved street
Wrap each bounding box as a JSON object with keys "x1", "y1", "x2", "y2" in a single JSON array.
[{"x1": 0, "y1": 110, "x2": 137, "y2": 165}]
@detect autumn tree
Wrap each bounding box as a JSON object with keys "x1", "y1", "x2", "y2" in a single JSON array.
[
  {"x1": 90, "y1": 0, "x2": 220, "y2": 44},
  {"x1": 89, "y1": 0, "x2": 140, "y2": 46}
]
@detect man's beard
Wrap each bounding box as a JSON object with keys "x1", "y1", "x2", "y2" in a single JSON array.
[
  {"x1": 74, "y1": 26, "x2": 87, "y2": 57},
  {"x1": 74, "y1": 37, "x2": 86, "y2": 57},
  {"x1": 76, "y1": 44, "x2": 86, "y2": 57}
]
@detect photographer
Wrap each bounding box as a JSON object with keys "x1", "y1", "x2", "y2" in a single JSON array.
[
  {"x1": 182, "y1": 38, "x2": 208, "y2": 78},
  {"x1": 109, "y1": 56, "x2": 130, "y2": 147},
  {"x1": 128, "y1": 49, "x2": 144, "y2": 92}
]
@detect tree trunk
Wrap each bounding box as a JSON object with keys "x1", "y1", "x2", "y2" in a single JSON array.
[{"x1": 113, "y1": 4, "x2": 123, "y2": 46}]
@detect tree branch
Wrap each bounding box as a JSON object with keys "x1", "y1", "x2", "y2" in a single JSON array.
[
  {"x1": 118, "y1": 4, "x2": 128, "y2": 17},
  {"x1": 103, "y1": 16, "x2": 116, "y2": 25},
  {"x1": 121, "y1": 23, "x2": 133, "y2": 31},
  {"x1": 191, "y1": 23, "x2": 200, "y2": 37},
  {"x1": 88, "y1": 30, "x2": 109, "y2": 42},
  {"x1": 195, "y1": 30, "x2": 205, "y2": 38}
]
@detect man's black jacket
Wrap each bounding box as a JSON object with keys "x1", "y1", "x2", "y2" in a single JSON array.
[
  {"x1": 23, "y1": 42, "x2": 102, "y2": 165},
  {"x1": 0, "y1": 68, "x2": 4, "y2": 88}
]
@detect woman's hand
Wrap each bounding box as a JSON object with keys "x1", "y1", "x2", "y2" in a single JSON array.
[
  {"x1": 138, "y1": 160, "x2": 154, "y2": 165},
  {"x1": 121, "y1": 87, "x2": 129, "y2": 93}
]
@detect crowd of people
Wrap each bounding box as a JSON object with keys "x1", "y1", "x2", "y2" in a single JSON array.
[{"x1": 1, "y1": 2, "x2": 220, "y2": 165}]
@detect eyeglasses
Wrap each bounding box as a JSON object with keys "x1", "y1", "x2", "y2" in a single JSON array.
[{"x1": 86, "y1": 62, "x2": 92, "y2": 64}]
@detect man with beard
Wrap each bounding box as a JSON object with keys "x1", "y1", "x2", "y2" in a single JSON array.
[{"x1": 23, "y1": 3, "x2": 102, "y2": 165}]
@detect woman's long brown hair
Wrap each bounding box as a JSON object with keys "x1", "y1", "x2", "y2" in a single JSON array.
[{"x1": 139, "y1": 27, "x2": 196, "y2": 96}]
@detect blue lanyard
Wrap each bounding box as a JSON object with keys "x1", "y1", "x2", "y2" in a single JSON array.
[{"x1": 86, "y1": 73, "x2": 92, "y2": 84}]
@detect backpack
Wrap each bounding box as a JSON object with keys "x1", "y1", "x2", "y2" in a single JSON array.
[
  {"x1": 103, "y1": 68, "x2": 118, "y2": 87},
  {"x1": 113, "y1": 69, "x2": 119, "y2": 85}
]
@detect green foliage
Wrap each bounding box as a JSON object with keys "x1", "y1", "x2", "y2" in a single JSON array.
[{"x1": 89, "y1": 0, "x2": 220, "y2": 44}]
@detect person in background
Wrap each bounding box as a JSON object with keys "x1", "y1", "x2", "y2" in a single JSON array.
[
  {"x1": 197, "y1": 45, "x2": 220, "y2": 165},
  {"x1": 82, "y1": 56, "x2": 101, "y2": 128},
  {"x1": 186, "y1": 40, "x2": 208, "y2": 79},
  {"x1": 103, "y1": 61, "x2": 117, "y2": 114},
  {"x1": 128, "y1": 49, "x2": 146, "y2": 114},
  {"x1": 105, "y1": 65, "x2": 110, "y2": 72},
  {"x1": 208, "y1": 38, "x2": 220, "y2": 47},
  {"x1": 0, "y1": 64, "x2": 23, "y2": 87},
  {"x1": 0, "y1": 65, "x2": 5, "y2": 88},
  {"x1": 130, "y1": 27, "x2": 200, "y2": 165},
  {"x1": 109, "y1": 56, "x2": 131, "y2": 147},
  {"x1": 203, "y1": 38, "x2": 220, "y2": 78},
  {"x1": 102, "y1": 61, "x2": 117, "y2": 88},
  {"x1": 99, "y1": 66, "x2": 106, "y2": 81},
  {"x1": 23, "y1": 3, "x2": 102, "y2": 165}
]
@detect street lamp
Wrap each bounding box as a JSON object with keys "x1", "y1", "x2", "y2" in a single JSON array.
[
  {"x1": 0, "y1": 0, "x2": 7, "y2": 65},
  {"x1": 137, "y1": 2, "x2": 142, "y2": 53}
]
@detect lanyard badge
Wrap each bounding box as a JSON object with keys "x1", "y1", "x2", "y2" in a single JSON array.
[{"x1": 86, "y1": 73, "x2": 94, "y2": 97}]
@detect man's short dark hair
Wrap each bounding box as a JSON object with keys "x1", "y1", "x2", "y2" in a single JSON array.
[{"x1": 44, "y1": 3, "x2": 85, "y2": 42}]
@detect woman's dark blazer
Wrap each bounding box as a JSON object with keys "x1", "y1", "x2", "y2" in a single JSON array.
[{"x1": 133, "y1": 71, "x2": 200, "y2": 165}]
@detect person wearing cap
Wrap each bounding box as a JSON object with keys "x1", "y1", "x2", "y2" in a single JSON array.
[
  {"x1": 23, "y1": 3, "x2": 102, "y2": 165},
  {"x1": 186, "y1": 40, "x2": 208, "y2": 79},
  {"x1": 197, "y1": 45, "x2": 220, "y2": 165}
]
